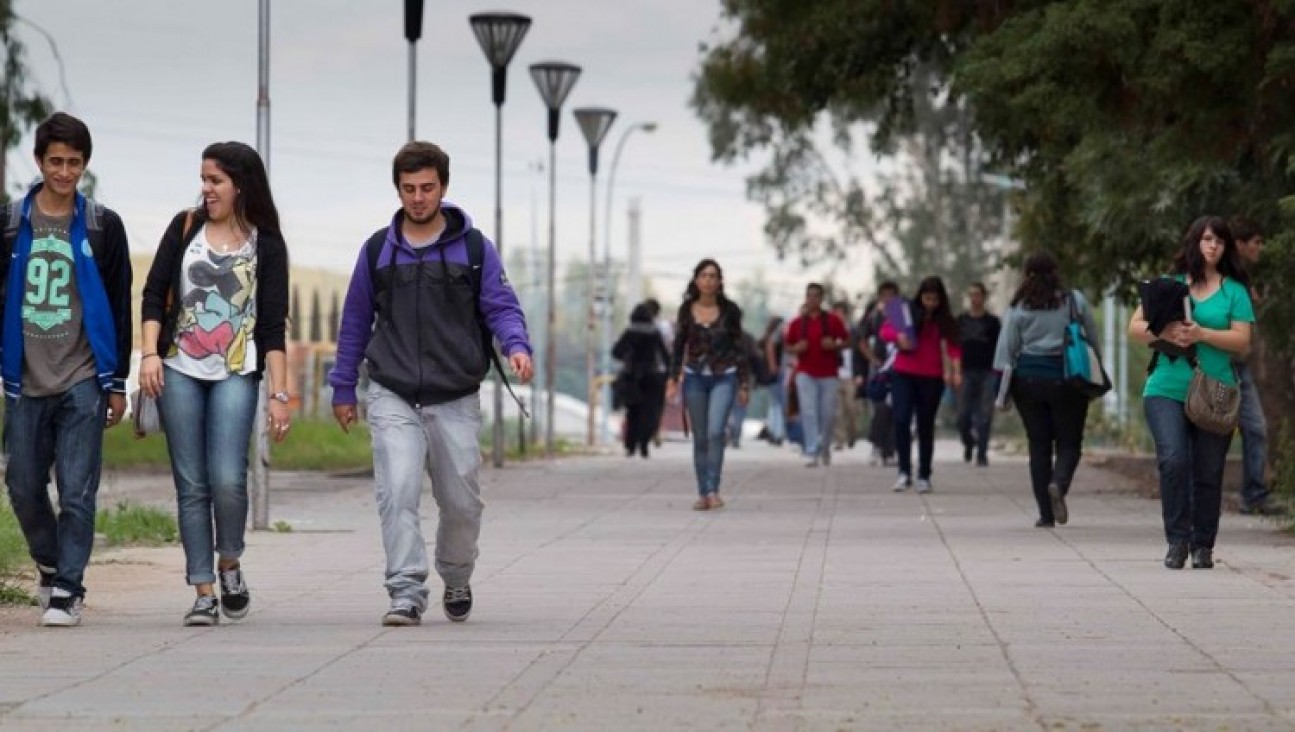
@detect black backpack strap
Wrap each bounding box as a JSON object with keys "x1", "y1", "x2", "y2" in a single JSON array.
[
  {"x1": 363, "y1": 227, "x2": 393, "y2": 318},
  {"x1": 2, "y1": 201, "x2": 19, "y2": 241},
  {"x1": 466, "y1": 229, "x2": 528, "y2": 418}
]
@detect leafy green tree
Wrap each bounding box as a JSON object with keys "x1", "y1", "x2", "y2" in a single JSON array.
[
  {"x1": 694, "y1": 0, "x2": 1295, "y2": 444},
  {"x1": 1, "y1": 0, "x2": 53, "y2": 202}
]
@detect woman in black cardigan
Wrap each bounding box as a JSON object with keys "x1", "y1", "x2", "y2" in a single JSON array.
[
  {"x1": 138, "y1": 141, "x2": 290, "y2": 627},
  {"x1": 612, "y1": 303, "x2": 670, "y2": 458}
]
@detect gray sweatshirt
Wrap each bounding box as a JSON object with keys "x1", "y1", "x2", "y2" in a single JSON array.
[{"x1": 993, "y1": 291, "x2": 1101, "y2": 371}]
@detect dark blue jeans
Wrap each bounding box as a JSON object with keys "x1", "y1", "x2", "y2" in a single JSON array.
[
  {"x1": 683, "y1": 372, "x2": 736, "y2": 497},
  {"x1": 4, "y1": 378, "x2": 107, "y2": 598},
  {"x1": 891, "y1": 372, "x2": 945, "y2": 480},
  {"x1": 1145, "y1": 396, "x2": 1232, "y2": 549},
  {"x1": 1235, "y1": 363, "x2": 1271, "y2": 508},
  {"x1": 158, "y1": 367, "x2": 259, "y2": 585},
  {"x1": 957, "y1": 368, "x2": 996, "y2": 461}
]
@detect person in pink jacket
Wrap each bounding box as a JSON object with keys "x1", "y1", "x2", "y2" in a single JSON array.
[{"x1": 881, "y1": 276, "x2": 962, "y2": 493}]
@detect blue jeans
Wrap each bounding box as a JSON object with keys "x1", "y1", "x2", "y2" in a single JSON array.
[
  {"x1": 158, "y1": 367, "x2": 259, "y2": 585},
  {"x1": 4, "y1": 378, "x2": 107, "y2": 598},
  {"x1": 765, "y1": 373, "x2": 786, "y2": 441},
  {"x1": 1145, "y1": 396, "x2": 1232, "y2": 549},
  {"x1": 794, "y1": 373, "x2": 839, "y2": 458},
  {"x1": 683, "y1": 372, "x2": 736, "y2": 496},
  {"x1": 1235, "y1": 363, "x2": 1271, "y2": 508},
  {"x1": 891, "y1": 372, "x2": 945, "y2": 480}
]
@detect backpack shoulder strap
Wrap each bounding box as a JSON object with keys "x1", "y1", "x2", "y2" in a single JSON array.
[
  {"x1": 465, "y1": 227, "x2": 485, "y2": 299},
  {"x1": 363, "y1": 227, "x2": 390, "y2": 282},
  {"x1": 3, "y1": 201, "x2": 19, "y2": 240},
  {"x1": 465, "y1": 228, "x2": 529, "y2": 418}
]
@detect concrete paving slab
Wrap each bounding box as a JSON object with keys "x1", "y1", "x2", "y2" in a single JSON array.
[{"x1": 2, "y1": 439, "x2": 1295, "y2": 730}]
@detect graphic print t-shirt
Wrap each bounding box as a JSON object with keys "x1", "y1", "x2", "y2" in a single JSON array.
[
  {"x1": 22, "y1": 207, "x2": 97, "y2": 396},
  {"x1": 165, "y1": 224, "x2": 259, "y2": 380}
]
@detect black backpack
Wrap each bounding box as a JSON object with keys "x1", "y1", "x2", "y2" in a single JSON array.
[{"x1": 364, "y1": 227, "x2": 526, "y2": 416}]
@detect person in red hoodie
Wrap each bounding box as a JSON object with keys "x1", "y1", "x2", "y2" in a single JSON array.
[
  {"x1": 881, "y1": 276, "x2": 962, "y2": 492},
  {"x1": 784, "y1": 283, "x2": 850, "y2": 467}
]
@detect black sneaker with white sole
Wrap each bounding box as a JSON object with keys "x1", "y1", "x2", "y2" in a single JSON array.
[
  {"x1": 37, "y1": 566, "x2": 56, "y2": 611},
  {"x1": 184, "y1": 595, "x2": 220, "y2": 626},
  {"x1": 219, "y1": 566, "x2": 250, "y2": 619},
  {"x1": 41, "y1": 589, "x2": 82, "y2": 627},
  {"x1": 443, "y1": 585, "x2": 472, "y2": 622},
  {"x1": 382, "y1": 600, "x2": 422, "y2": 626}
]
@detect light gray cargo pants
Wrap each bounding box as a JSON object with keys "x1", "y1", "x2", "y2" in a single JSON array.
[{"x1": 367, "y1": 382, "x2": 484, "y2": 610}]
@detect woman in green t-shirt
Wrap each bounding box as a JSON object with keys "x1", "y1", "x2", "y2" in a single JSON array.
[{"x1": 1128, "y1": 216, "x2": 1253, "y2": 571}]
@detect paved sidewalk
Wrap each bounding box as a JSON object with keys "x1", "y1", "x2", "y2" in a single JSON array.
[{"x1": 3, "y1": 441, "x2": 1295, "y2": 731}]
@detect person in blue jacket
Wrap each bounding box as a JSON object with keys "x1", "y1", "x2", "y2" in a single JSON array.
[{"x1": 1, "y1": 113, "x2": 132, "y2": 627}]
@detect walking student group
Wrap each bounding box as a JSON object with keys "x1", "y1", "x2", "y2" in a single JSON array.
[{"x1": 3, "y1": 111, "x2": 1277, "y2": 630}]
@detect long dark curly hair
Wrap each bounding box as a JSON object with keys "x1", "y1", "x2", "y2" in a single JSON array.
[
  {"x1": 676, "y1": 258, "x2": 743, "y2": 341},
  {"x1": 1011, "y1": 251, "x2": 1066, "y2": 310}
]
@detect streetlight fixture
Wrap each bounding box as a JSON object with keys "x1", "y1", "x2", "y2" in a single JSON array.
[
  {"x1": 598, "y1": 121, "x2": 656, "y2": 442},
  {"x1": 573, "y1": 106, "x2": 618, "y2": 447},
  {"x1": 404, "y1": 0, "x2": 425, "y2": 141},
  {"x1": 470, "y1": 12, "x2": 531, "y2": 469},
  {"x1": 530, "y1": 61, "x2": 582, "y2": 456}
]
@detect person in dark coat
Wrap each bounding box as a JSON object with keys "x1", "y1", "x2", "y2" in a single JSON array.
[{"x1": 612, "y1": 304, "x2": 670, "y2": 458}]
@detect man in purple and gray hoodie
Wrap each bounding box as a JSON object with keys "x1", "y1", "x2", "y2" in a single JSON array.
[{"x1": 330, "y1": 141, "x2": 533, "y2": 627}]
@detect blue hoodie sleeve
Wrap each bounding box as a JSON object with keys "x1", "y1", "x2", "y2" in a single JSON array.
[
  {"x1": 477, "y1": 234, "x2": 532, "y2": 357},
  {"x1": 328, "y1": 247, "x2": 377, "y2": 405}
]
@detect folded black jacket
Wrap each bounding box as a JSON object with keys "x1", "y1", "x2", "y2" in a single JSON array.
[{"x1": 1137, "y1": 277, "x2": 1194, "y2": 361}]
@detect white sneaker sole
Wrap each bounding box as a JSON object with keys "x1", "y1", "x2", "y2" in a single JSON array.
[{"x1": 40, "y1": 611, "x2": 81, "y2": 627}]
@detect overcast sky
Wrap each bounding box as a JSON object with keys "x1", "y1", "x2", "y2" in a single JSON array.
[{"x1": 10, "y1": 0, "x2": 879, "y2": 313}]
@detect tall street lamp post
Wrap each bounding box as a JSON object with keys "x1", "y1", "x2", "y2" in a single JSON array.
[
  {"x1": 573, "y1": 107, "x2": 618, "y2": 447},
  {"x1": 529, "y1": 62, "x2": 582, "y2": 456},
  {"x1": 598, "y1": 121, "x2": 656, "y2": 442},
  {"x1": 404, "y1": 0, "x2": 424, "y2": 141},
  {"x1": 469, "y1": 12, "x2": 531, "y2": 468}
]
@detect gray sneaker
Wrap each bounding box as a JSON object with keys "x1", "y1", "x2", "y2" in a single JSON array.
[
  {"x1": 892, "y1": 474, "x2": 912, "y2": 492},
  {"x1": 916, "y1": 479, "x2": 933, "y2": 494},
  {"x1": 183, "y1": 595, "x2": 220, "y2": 626},
  {"x1": 382, "y1": 599, "x2": 422, "y2": 627}
]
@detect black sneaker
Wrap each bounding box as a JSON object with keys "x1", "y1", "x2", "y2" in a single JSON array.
[
  {"x1": 37, "y1": 566, "x2": 56, "y2": 610},
  {"x1": 963, "y1": 444, "x2": 973, "y2": 463},
  {"x1": 1239, "y1": 499, "x2": 1287, "y2": 516},
  {"x1": 40, "y1": 589, "x2": 82, "y2": 627},
  {"x1": 184, "y1": 595, "x2": 220, "y2": 626},
  {"x1": 1048, "y1": 483, "x2": 1068, "y2": 525},
  {"x1": 1191, "y1": 547, "x2": 1215, "y2": 569},
  {"x1": 1164, "y1": 543, "x2": 1189, "y2": 570},
  {"x1": 382, "y1": 600, "x2": 422, "y2": 626},
  {"x1": 444, "y1": 585, "x2": 472, "y2": 622},
  {"x1": 219, "y1": 566, "x2": 250, "y2": 619}
]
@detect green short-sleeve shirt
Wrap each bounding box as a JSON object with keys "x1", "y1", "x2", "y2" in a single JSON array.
[{"x1": 1143, "y1": 277, "x2": 1254, "y2": 403}]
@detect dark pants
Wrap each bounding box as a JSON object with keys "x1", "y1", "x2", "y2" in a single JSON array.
[
  {"x1": 1145, "y1": 396, "x2": 1232, "y2": 549},
  {"x1": 4, "y1": 378, "x2": 107, "y2": 598},
  {"x1": 868, "y1": 399, "x2": 895, "y2": 458},
  {"x1": 957, "y1": 368, "x2": 996, "y2": 461},
  {"x1": 625, "y1": 373, "x2": 662, "y2": 456},
  {"x1": 1012, "y1": 376, "x2": 1090, "y2": 523},
  {"x1": 891, "y1": 372, "x2": 945, "y2": 480}
]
